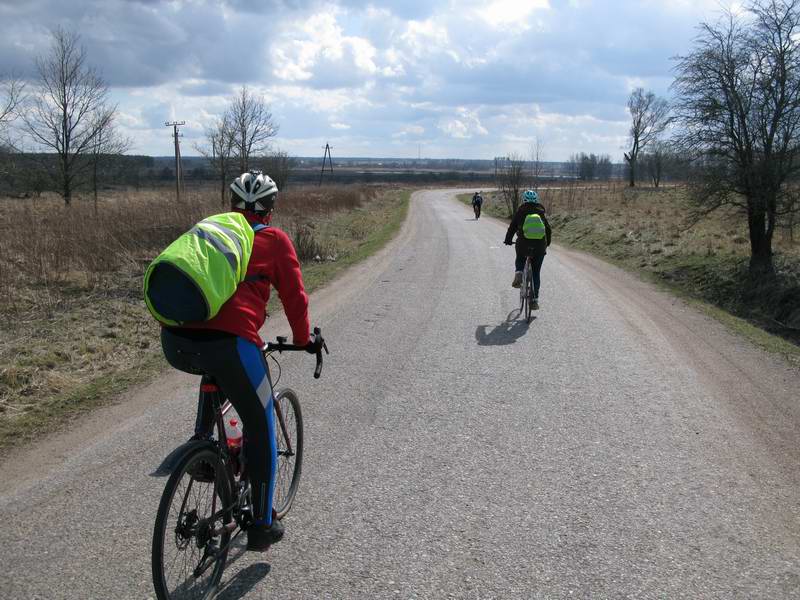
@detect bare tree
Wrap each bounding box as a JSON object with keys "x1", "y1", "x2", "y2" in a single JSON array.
[
  {"x1": 498, "y1": 152, "x2": 526, "y2": 216},
  {"x1": 0, "y1": 74, "x2": 25, "y2": 130},
  {"x1": 596, "y1": 154, "x2": 613, "y2": 181},
  {"x1": 529, "y1": 137, "x2": 545, "y2": 188},
  {"x1": 672, "y1": 0, "x2": 800, "y2": 275},
  {"x1": 257, "y1": 149, "x2": 296, "y2": 191},
  {"x1": 89, "y1": 113, "x2": 131, "y2": 212},
  {"x1": 576, "y1": 152, "x2": 599, "y2": 180},
  {"x1": 196, "y1": 115, "x2": 236, "y2": 206},
  {"x1": 641, "y1": 141, "x2": 670, "y2": 188},
  {"x1": 227, "y1": 85, "x2": 278, "y2": 173},
  {"x1": 623, "y1": 88, "x2": 670, "y2": 187},
  {"x1": 0, "y1": 74, "x2": 26, "y2": 191},
  {"x1": 22, "y1": 28, "x2": 116, "y2": 205}
]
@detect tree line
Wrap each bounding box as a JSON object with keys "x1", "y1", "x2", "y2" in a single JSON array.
[{"x1": 497, "y1": 0, "x2": 800, "y2": 276}]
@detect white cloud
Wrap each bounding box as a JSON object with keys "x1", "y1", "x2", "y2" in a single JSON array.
[
  {"x1": 1, "y1": 0, "x2": 732, "y2": 159},
  {"x1": 393, "y1": 124, "x2": 425, "y2": 138},
  {"x1": 272, "y1": 9, "x2": 382, "y2": 86},
  {"x1": 438, "y1": 107, "x2": 488, "y2": 139},
  {"x1": 477, "y1": 0, "x2": 550, "y2": 28}
]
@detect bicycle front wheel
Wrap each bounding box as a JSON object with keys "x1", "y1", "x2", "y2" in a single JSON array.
[
  {"x1": 273, "y1": 388, "x2": 303, "y2": 518},
  {"x1": 152, "y1": 445, "x2": 232, "y2": 600},
  {"x1": 525, "y1": 263, "x2": 534, "y2": 323}
]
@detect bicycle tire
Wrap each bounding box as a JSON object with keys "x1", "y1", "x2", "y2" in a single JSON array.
[
  {"x1": 521, "y1": 256, "x2": 533, "y2": 323},
  {"x1": 273, "y1": 388, "x2": 303, "y2": 519},
  {"x1": 152, "y1": 445, "x2": 232, "y2": 600},
  {"x1": 519, "y1": 265, "x2": 527, "y2": 316},
  {"x1": 525, "y1": 266, "x2": 534, "y2": 323}
]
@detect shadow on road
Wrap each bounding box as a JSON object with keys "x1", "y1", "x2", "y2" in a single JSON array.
[
  {"x1": 215, "y1": 561, "x2": 272, "y2": 600},
  {"x1": 475, "y1": 310, "x2": 533, "y2": 346}
]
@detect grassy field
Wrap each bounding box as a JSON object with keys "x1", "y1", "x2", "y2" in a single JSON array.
[
  {"x1": 0, "y1": 185, "x2": 410, "y2": 451},
  {"x1": 459, "y1": 185, "x2": 800, "y2": 356}
]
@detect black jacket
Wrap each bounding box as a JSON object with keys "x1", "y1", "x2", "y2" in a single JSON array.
[{"x1": 504, "y1": 203, "x2": 552, "y2": 255}]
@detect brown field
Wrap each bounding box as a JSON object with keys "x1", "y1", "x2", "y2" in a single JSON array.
[{"x1": 0, "y1": 184, "x2": 410, "y2": 449}]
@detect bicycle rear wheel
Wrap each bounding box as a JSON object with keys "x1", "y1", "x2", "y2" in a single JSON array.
[
  {"x1": 273, "y1": 388, "x2": 303, "y2": 519},
  {"x1": 524, "y1": 259, "x2": 533, "y2": 323},
  {"x1": 519, "y1": 267, "x2": 527, "y2": 316},
  {"x1": 152, "y1": 446, "x2": 232, "y2": 600}
]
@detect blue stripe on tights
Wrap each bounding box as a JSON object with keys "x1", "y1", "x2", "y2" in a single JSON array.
[{"x1": 236, "y1": 338, "x2": 277, "y2": 525}]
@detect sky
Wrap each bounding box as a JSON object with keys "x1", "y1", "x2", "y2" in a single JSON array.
[{"x1": 0, "y1": 0, "x2": 732, "y2": 161}]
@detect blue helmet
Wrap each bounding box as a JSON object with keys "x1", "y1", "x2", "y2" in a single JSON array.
[{"x1": 522, "y1": 189, "x2": 539, "y2": 203}]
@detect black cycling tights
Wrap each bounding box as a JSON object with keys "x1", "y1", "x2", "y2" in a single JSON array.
[{"x1": 161, "y1": 328, "x2": 277, "y2": 526}]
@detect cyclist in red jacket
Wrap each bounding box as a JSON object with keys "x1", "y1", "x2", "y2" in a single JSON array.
[{"x1": 160, "y1": 171, "x2": 311, "y2": 552}]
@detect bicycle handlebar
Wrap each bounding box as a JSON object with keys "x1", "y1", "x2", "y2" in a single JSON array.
[{"x1": 263, "y1": 326, "x2": 329, "y2": 379}]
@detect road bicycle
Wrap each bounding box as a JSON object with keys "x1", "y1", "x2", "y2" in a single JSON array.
[
  {"x1": 151, "y1": 328, "x2": 328, "y2": 600},
  {"x1": 519, "y1": 256, "x2": 537, "y2": 323}
]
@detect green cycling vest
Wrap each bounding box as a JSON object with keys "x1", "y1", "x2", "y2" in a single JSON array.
[
  {"x1": 143, "y1": 212, "x2": 263, "y2": 326},
  {"x1": 522, "y1": 213, "x2": 546, "y2": 240}
]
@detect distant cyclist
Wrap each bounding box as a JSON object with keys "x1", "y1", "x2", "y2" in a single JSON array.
[
  {"x1": 504, "y1": 189, "x2": 551, "y2": 302},
  {"x1": 158, "y1": 171, "x2": 314, "y2": 552},
  {"x1": 472, "y1": 191, "x2": 483, "y2": 219}
]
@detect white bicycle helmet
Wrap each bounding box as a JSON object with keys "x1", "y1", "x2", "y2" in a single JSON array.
[{"x1": 230, "y1": 170, "x2": 278, "y2": 214}]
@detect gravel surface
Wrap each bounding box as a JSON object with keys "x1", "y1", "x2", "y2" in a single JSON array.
[{"x1": 2, "y1": 189, "x2": 799, "y2": 599}]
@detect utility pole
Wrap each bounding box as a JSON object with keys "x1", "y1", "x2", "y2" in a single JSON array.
[
  {"x1": 319, "y1": 142, "x2": 334, "y2": 186},
  {"x1": 165, "y1": 121, "x2": 185, "y2": 202}
]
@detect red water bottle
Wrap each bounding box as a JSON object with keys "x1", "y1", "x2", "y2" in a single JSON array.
[{"x1": 226, "y1": 418, "x2": 243, "y2": 454}]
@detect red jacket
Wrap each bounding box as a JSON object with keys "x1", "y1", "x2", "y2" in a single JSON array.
[{"x1": 186, "y1": 211, "x2": 310, "y2": 346}]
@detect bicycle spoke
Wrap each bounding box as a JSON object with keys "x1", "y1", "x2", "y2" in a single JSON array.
[
  {"x1": 154, "y1": 449, "x2": 232, "y2": 600},
  {"x1": 272, "y1": 390, "x2": 302, "y2": 518}
]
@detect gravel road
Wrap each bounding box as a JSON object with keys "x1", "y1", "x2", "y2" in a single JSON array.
[{"x1": 2, "y1": 189, "x2": 799, "y2": 599}]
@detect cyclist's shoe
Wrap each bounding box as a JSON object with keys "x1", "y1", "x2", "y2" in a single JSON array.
[
  {"x1": 187, "y1": 459, "x2": 216, "y2": 483},
  {"x1": 247, "y1": 518, "x2": 284, "y2": 552},
  {"x1": 532, "y1": 298, "x2": 540, "y2": 310},
  {"x1": 512, "y1": 272, "x2": 522, "y2": 288}
]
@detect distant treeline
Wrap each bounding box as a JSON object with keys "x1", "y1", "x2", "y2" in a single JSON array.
[{"x1": 0, "y1": 151, "x2": 639, "y2": 197}]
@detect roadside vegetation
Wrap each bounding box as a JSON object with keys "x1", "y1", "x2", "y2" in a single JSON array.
[
  {"x1": 0, "y1": 185, "x2": 410, "y2": 451},
  {"x1": 459, "y1": 184, "x2": 800, "y2": 353}
]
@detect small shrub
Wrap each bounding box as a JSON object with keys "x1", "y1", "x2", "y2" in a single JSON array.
[{"x1": 292, "y1": 224, "x2": 323, "y2": 262}]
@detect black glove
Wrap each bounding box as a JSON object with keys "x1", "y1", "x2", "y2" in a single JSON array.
[
  {"x1": 305, "y1": 336, "x2": 324, "y2": 354},
  {"x1": 503, "y1": 240, "x2": 513, "y2": 246}
]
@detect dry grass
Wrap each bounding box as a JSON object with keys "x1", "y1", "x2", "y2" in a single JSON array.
[{"x1": 0, "y1": 184, "x2": 401, "y2": 448}]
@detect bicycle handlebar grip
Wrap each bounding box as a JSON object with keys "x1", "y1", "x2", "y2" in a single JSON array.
[
  {"x1": 314, "y1": 356, "x2": 322, "y2": 379},
  {"x1": 312, "y1": 327, "x2": 323, "y2": 378}
]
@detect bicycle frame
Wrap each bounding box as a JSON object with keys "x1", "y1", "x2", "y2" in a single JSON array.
[{"x1": 220, "y1": 381, "x2": 296, "y2": 461}]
